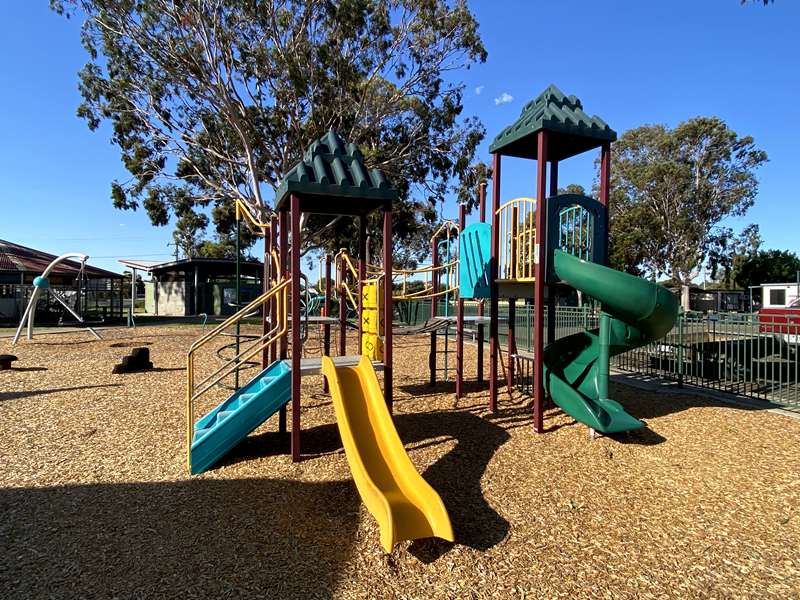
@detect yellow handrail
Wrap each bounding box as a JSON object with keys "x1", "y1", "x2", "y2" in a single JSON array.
[
  {"x1": 186, "y1": 277, "x2": 291, "y2": 472},
  {"x1": 235, "y1": 199, "x2": 272, "y2": 233}
]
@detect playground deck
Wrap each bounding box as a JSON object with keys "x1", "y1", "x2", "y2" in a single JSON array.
[{"x1": 1, "y1": 326, "x2": 799, "y2": 599}]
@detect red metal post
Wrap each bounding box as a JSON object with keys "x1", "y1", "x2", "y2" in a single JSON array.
[
  {"x1": 290, "y1": 194, "x2": 302, "y2": 461},
  {"x1": 338, "y1": 254, "x2": 347, "y2": 356},
  {"x1": 546, "y1": 161, "x2": 559, "y2": 409},
  {"x1": 262, "y1": 222, "x2": 270, "y2": 370},
  {"x1": 507, "y1": 205, "x2": 518, "y2": 390},
  {"x1": 547, "y1": 160, "x2": 559, "y2": 344},
  {"x1": 489, "y1": 153, "x2": 501, "y2": 412},
  {"x1": 429, "y1": 232, "x2": 440, "y2": 387},
  {"x1": 269, "y1": 215, "x2": 278, "y2": 366},
  {"x1": 477, "y1": 181, "x2": 486, "y2": 383},
  {"x1": 383, "y1": 207, "x2": 393, "y2": 411},
  {"x1": 323, "y1": 253, "x2": 332, "y2": 392},
  {"x1": 358, "y1": 215, "x2": 367, "y2": 350},
  {"x1": 456, "y1": 203, "x2": 465, "y2": 399},
  {"x1": 600, "y1": 142, "x2": 611, "y2": 264},
  {"x1": 533, "y1": 131, "x2": 549, "y2": 432},
  {"x1": 278, "y1": 210, "x2": 288, "y2": 435}
]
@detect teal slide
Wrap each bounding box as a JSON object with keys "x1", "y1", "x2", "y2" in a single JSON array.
[{"x1": 543, "y1": 250, "x2": 679, "y2": 434}]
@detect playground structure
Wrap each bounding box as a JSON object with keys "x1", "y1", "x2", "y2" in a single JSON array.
[
  {"x1": 183, "y1": 85, "x2": 679, "y2": 551},
  {"x1": 12, "y1": 252, "x2": 102, "y2": 344}
]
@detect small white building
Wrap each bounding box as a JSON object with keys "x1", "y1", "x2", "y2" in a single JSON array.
[{"x1": 761, "y1": 282, "x2": 800, "y2": 309}]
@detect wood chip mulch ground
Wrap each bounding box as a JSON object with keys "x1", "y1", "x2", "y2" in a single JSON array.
[{"x1": 1, "y1": 326, "x2": 798, "y2": 600}]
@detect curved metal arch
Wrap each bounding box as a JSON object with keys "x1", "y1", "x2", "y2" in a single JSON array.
[{"x1": 12, "y1": 253, "x2": 94, "y2": 344}]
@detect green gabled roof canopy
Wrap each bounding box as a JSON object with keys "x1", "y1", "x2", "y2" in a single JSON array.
[
  {"x1": 275, "y1": 130, "x2": 398, "y2": 215},
  {"x1": 488, "y1": 84, "x2": 617, "y2": 161}
]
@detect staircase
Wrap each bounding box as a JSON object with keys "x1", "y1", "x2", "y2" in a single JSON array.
[
  {"x1": 190, "y1": 360, "x2": 291, "y2": 475},
  {"x1": 186, "y1": 273, "x2": 291, "y2": 475}
]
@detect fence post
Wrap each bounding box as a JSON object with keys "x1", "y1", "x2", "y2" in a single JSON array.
[{"x1": 677, "y1": 309, "x2": 684, "y2": 388}]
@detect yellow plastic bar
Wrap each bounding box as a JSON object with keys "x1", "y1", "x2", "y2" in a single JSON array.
[
  {"x1": 321, "y1": 355, "x2": 454, "y2": 552},
  {"x1": 235, "y1": 199, "x2": 272, "y2": 233}
]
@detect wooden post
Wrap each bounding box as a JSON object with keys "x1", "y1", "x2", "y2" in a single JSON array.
[
  {"x1": 533, "y1": 131, "x2": 548, "y2": 432},
  {"x1": 489, "y1": 153, "x2": 501, "y2": 412},
  {"x1": 429, "y1": 232, "x2": 440, "y2": 387},
  {"x1": 456, "y1": 203, "x2": 465, "y2": 399},
  {"x1": 290, "y1": 194, "x2": 302, "y2": 461},
  {"x1": 477, "y1": 181, "x2": 486, "y2": 383},
  {"x1": 383, "y1": 206, "x2": 393, "y2": 411},
  {"x1": 262, "y1": 221, "x2": 270, "y2": 370}
]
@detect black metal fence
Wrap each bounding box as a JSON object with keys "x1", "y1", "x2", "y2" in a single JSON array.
[
  {"x1": 397, "y1": 300, "x2": 800, "y2": 409},
  {"x1": 0, "y1": 280, "x2": 126, "y2": 324}
]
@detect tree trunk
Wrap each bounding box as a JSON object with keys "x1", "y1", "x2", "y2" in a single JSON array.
[{"x1": 681, "y1": 284, "x2": 691, "y2": 312}]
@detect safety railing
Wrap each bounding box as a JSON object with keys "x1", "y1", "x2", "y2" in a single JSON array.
[
  {"x1": 334, "y1": 249, "x2": 459, "y2": 304},
  {"x1": 496, "y1": 198, "x2": 536, "y2": 281},
  {"x1": 235, "y1": 199, "x2": 272, "y2": 233},
  {"x1": 186, "y1": 277, "x2": 291, "y2": 469}
]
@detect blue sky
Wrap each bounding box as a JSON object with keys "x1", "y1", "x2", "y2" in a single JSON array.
[{"x1": 1, "y1": 1, "x2": 797, "y2": 276}]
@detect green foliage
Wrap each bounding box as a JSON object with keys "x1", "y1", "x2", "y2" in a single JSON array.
[
  {"x1": 558, "y1": 184, "x2": 586, "y2": 196},
  {"x1": 734, "y1": 249, "x2": 800, "y2": 290},
  {"x1": 52, "y1": 0, "x2": 487, "y2": 262},
  {"x1": 607, "y1": 117, "x2": 767, "y2": 300}
]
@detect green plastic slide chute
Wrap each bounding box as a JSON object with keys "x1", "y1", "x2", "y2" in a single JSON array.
[{"x1": 543, "y1": 250, "x2": 679, "y2": 434}]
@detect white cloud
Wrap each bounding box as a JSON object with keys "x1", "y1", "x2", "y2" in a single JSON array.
[
  {"x1": 494, "y1": 92, "x2": 513, "y2": 106},
  {"x1": 475, "y1": 85, "x2": 485, "y2": 95}
]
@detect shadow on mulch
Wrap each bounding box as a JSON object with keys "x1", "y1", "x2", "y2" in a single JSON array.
[
  {"x1": 7, "y1": 366, "x2": 48, "y2": 372},
  {"x1": 223, "y1": 409, "x2": 512, "y2": 554},
  {"x1": 108, "y1": 341, "x2": 153, "y2": 348},
  {"x1": 0, "y1": 383, "x2": 122, "y2": 402},
  {"x1": 0, "y1": 477, "x2": 359, "y2": 600},
  {"x1": 609, "y1": 379, "x2": 771, "y2": 421}
]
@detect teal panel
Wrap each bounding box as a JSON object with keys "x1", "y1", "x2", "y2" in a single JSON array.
[{"x1": 459, "y1": 223, "x2": 491, "y2": 299}]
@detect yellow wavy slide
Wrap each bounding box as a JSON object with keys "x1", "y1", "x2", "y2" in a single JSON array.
[{"x1": 321, "y1": 355, "x2": 454, "y2": 552}]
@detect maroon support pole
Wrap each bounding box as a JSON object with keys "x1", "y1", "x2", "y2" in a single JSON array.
[
  {"x1": 290, "y1": 194, "x2": 302, "y2": 461},
  {"x1": 489, "y1": 153, "x2": 501, "y2": 412},
  {"x1": 547, "y1": 160, "x2": 559, "y2": 347},
  {"x1": 600, "y1": 142, "x2": 611, "y2": 264},
  {"x1": 533, "y1": 131, "x2": 549, "y2": 432},
  {"x1": 546, "y1": 161, "x2": 558, "y2": 409},
  {"x1": 507, "y1": 205, "x2": 519, "y2": 390},
  {"x1": 429, "y1": 233, "x2": 440, "y2": 387},
  {"x1": 323, "y1": 253, "x2": 332, "y2": 392},
  {"x1": 477, "y1": 181, "x2": 486, "y2": 383},
  {"x1": 261, "y1": 220, "x2": 273, "y2": 371},
  {"x1": 278, "y1": 210, "x2": 288, "y2": 435},
  {"x1": 358, "y1": 216, "x2": 367, "y2": 350},
  {"x1": 338, "y1": 254, "x2": 347, "y2": 356},
  {"x1": 383, "y1": 207, "x2": 393, "y2": 411},
  {"x1": 456, "y1": 203, "x2": 465, "y2": 399},
  {"x1": 269, "y1": 215, "x2": 278, "y2": 366}
]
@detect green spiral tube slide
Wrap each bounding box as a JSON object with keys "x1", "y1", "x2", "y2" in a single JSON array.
[{"x1": 543, "y1": 250, "x2": 679, "y2": 434}]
